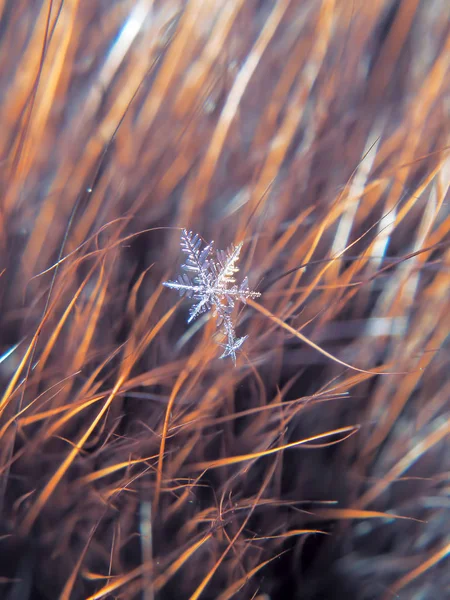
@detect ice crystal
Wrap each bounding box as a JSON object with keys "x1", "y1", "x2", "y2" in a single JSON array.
[{"x1": 163, "y1": 230, "x2": 260, "y2": 364}]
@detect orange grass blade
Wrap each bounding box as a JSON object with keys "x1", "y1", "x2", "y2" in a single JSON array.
[
  {"x1": 246, "y1": 297, "x2": 397, "y2": 375},
  {"x1": 84, "y1": 565, "x2": 149, "y2": 600},
  {"x1": 154, "y1": 364, "x2": 192, "y2": 511},
  {"x1": 249, "y1": 529, "x2": 329, "y2": 541},
  {"x1": 76, "y1": 455, "x2": 158, "y2": 485},
  {"x1": 0, "y1": 332, "x2": 40, "y2": 417},
  {"x1": 311, "y1": 508, "x2": 423, "y2": 523},
  {"x1": 356, "y1": 417, "x2": 450, "y2": 510},
  {"x1": 153, "y1": 534, "x2": 213, "y2": 593},
  {"x1": 216, "y1": 552, "x2": 288, "y2": 600},
  {"x1": 384, "y1": 541, "x2": 450, "y2": 599},
  {"x1": 192, "y1": 425, "x2": 359, "y2": 471}
]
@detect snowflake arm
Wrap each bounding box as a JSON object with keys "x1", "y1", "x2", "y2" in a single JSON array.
[
  {"x1": 180, "y1": 230, "x2": 214, "y2": 285},
  {"x1": 219, "y1": 335, "x2": 248, "y2": 365},
  {"x1": 187, "y1": 296, "x2": 211, "y2": 323},
  {"x1": 215, "y1": 242, "x2": 243, "y2": 285},
  {"x1": 162, "y1": 273, "x2": 200, "y2": 297},
  {"x1": 238, "y1": 277, "x2": 262, "y2": 303}
]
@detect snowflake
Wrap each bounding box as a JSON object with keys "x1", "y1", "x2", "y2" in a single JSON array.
[{"x1": 163, "y1": 230, "x2": 260, "y2": 364}]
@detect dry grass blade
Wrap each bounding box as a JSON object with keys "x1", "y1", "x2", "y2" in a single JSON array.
[
  {"x1": 384, "y1": 540, "x2": 450, "y2": 599},
  {"x1": 192, "y1": 425, "x2": 360, "y2": 471}
]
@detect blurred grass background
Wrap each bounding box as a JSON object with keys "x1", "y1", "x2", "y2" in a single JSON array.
[{"x1": 0, "y1": 0, "x2": 449, "y2": 598}]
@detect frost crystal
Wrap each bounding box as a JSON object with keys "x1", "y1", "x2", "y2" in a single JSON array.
[{"x1": 163, "y1": 230, "x2": 260, "y2": 364}]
